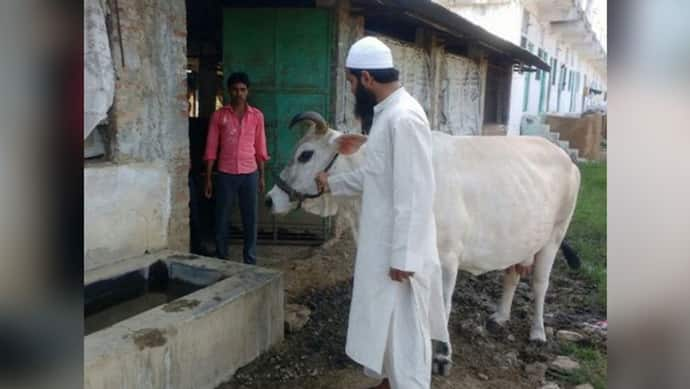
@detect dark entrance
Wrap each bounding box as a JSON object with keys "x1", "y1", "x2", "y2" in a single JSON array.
[{"x1": 187, "y1": 1, "x2": 335, "y2": 254}]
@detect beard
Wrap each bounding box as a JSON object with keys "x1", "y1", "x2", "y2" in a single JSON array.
[{"x1": 353, "y1": 83, "x2": 376, "y2": 134}]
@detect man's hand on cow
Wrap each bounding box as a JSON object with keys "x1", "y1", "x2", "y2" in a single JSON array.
[
  {"x1": 389, "y1": 268, "x2": 414, "y2": 282},
  {"x1": 315, "y1": 172, "x2": 330, "y2": 193}
]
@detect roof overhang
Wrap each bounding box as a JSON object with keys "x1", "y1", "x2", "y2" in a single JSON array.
[{"x1": 351, "y1": 0, "x2": 550, "y2": 72}]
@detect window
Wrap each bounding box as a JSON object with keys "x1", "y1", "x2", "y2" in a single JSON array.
[{"x1": 551, "y1": 59, "x2": 558, "y2": 85}]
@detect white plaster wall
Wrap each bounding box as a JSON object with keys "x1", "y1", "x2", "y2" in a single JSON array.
[
  {"x1": 445, "y1": 0, "x2": 523, "y2": 44},
  {"x1": 84, "y1": 163, "x2": 171, "y2": 271}
]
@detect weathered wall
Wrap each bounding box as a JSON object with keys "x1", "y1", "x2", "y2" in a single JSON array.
[
  {"x1": 440, "y1": 53, "x2": 482, "y2": 135},
  {"x1": 331, "y1": 1, "x2": 488, "y2": 136},
  {"x1": 374, "y1": 35, "x2": 484, "y2": 136},
  {"x1": 84, "y1": 163, "x2": 170, "y2": 271},
  {"x1": 107, "y1": 0, "x2": 189, "y2": 252},
  {"x1": 84, "y1": 0, "x2": 188, "y2": 270},
  {"x1": 377, "y1": 36, "x2": 433, "y2": 116}
]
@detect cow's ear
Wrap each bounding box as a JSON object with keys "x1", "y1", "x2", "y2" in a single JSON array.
[{"x1": 335, "y1": 134, "x2": 367, "y2": 155}]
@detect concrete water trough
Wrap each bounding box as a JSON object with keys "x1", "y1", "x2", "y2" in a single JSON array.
[{"x1": 84, "y1": 251, "x2": 284, "y2": 389}]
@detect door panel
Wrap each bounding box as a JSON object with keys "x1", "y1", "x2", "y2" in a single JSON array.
[
  {"x1": 276, "y1": 10, "x2": 331, "y2": 90},
  {"x1": 223, "y1": 9, "x2": 276, "y2": 90},
  {"x1": 222, "y1": 7, "x2": 333, "y2": 241}
]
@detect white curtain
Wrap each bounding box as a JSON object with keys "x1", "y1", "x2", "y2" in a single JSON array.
[{"x1": 84, "y1": 0, "x2": 115, "y2": 140}]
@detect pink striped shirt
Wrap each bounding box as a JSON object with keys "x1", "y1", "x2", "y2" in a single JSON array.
[{"x1": 204, "y1": 104, "x2": 270, "y2": 174}]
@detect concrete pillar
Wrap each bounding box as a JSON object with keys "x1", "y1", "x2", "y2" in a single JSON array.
[
  {"x1": 335, "y1": 0, "x2": 365, "y2": 132},
  {"x1": 108, "y1": 0, "x2": 189, "y2": 252},
  {"x1": 421, "y1": 31, "x2": 445, "y2": 131},
  {"x1": 478, "y1": 56, "x2": 489, "y2": 133},
  {"x1": 468, "y1": 44, "x2": 489, "y2": 135}
]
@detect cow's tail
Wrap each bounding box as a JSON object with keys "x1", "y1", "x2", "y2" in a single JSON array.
[{"x1": 560, "y1": 240, "x2": 581, "y2": 270}]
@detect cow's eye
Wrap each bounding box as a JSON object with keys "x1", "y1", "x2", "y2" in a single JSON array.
[{"x1": 298, "y1": 150, "x2": 314, "y2": 163}]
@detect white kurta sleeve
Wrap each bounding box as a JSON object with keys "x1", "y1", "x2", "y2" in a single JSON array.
[
  {"x1": 390, "y1": 113, "x2": 435, "y2": 274},
  {"x1": 327, "y1": 168, "x2": 365, "y2": 196}
]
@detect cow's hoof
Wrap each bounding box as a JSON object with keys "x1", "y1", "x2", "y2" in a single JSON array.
[
  {"x1": 432, "y1": 359, "x2": 452, "y2": 377},
  {"x1": 529, "y1": 329, "x2": 547, "y2": 343},
  {"x1": 486, "y1": 316, "x2": 507, "y2": 334}
]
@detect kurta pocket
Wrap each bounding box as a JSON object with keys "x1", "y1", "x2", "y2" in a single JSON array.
[{"x1": 365, "y1": 150, "x2": 386, "y2": 176}]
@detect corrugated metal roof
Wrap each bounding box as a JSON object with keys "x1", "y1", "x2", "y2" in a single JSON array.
[{"x1": 352, "y1": 0, "x2": 550, "y2": 72}]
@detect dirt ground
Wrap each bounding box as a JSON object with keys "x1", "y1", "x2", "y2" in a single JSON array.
[{"x1": 218, "y1": 234, "x2": 606, "y2": 389}]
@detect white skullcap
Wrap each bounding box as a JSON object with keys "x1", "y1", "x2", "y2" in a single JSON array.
[{"x1": 346, "y1": 36, "x2": 394, "y2": 69}]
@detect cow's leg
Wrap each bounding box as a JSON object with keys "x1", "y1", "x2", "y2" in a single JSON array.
[
  {"x1": 530, "y1": 166, "x2": 580, "y2": 342},
  {"x1": 488, "y1": 267, "x2": 521, "y2": 331},
  {"x1": 433, "y1": 256, "x2": 458, "y2": 377},
  {"x1": 529, "y1": 240, "x2": 560, "y2": 342}
]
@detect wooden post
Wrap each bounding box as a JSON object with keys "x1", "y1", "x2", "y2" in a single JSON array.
[
  {"x1": 468, "y1": 44, "x2": 489, "y2": 134},
  {"x1": 425, "y1": 32, "x2": 445, "y2": 131},
  {"x1": 478, "y1": 56, "x2": 489, "y2": 134}
]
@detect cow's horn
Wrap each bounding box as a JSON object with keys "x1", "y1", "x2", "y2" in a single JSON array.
[{"x1": 289, "y1": 111, "x2": 328, "y2": 134}]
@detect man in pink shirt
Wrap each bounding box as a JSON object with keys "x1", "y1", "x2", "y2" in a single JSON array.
[{"x1": 203, "y1": 72, "x2": 269, "y2": 264}]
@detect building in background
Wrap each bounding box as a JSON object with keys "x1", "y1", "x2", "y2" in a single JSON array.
[
  {"x1": 436, "y1": 0, "x2": 607, "y2": 135},
  {"x1": 85, "y1": 0, "x2": 552, "y2": 268},
  {"x1": 85, "y1": 0, "x2": 556, "y2": 268}
]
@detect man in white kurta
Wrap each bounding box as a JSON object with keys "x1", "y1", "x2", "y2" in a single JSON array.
[{"x1": 317, "y1": 37, "x2": 448, "y2": 389}]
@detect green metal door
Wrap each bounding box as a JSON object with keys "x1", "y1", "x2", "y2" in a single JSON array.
[{"x1": 223, "y1": 8, "x2": 334, "y2": 242}]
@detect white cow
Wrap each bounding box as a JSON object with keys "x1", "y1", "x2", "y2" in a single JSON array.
[{"x1": 265, "y1": 112, "x2": 581, "y2": 375}]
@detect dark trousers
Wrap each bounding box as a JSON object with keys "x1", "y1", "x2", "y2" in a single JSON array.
[{"x1": 214, "y1": 171, "x2": 258, "y2": 264}]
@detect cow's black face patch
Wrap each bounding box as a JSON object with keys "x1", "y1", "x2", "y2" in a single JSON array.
[{"x1": 298, "y1": 150, "x2": 314, "y2": 163}]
